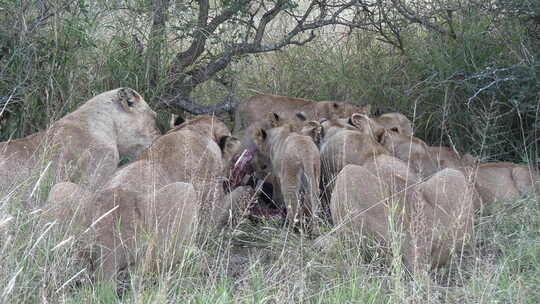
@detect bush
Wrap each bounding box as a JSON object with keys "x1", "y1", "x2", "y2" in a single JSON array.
[{"x1": 237, "y1": 12, "x2": 539, "y2": 165}]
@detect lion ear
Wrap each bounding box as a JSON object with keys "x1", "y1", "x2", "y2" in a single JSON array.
[
  {"x1": 117, "y1": 88, "x2": 140, "y2": 112},
  {"x1": 374, "y1": 128, "x2": 385, "y2": 144},
  {"x1": 295, "y1": 112, "x2": 307, "y2": 121},
  {"x1": 219, "y1": 136, "x2": 241, "y2": 156},
  {"x1": 170, "y1": 114, "x2": 185, "y2": 128},
  {"x1": 302, "y1": 121, "x2": 322, "y2": 144},
  {"x1": 253, "y1": 128, "x2": 267, "y2": 146},
  {"x1": 265, "y1": 112, "x2": 281, "y2": 128},
  {"x1": 349, "y1": 113, "x2": 367, "y2": 129},
  {"x1": 117, "y1": 88, "x2": 142, "y2": 112}
]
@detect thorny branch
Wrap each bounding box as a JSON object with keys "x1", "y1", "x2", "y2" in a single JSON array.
[
  {"x1": 405, "y1": 65, "x2": 524, "y2": 106},
  {"x1": 161, "y1": 0, "x2": 388, "y2": 114},
  {"x1": 159, "y1": 0, "x2": 474, "y2": 115},
  {"x1": 161, "y1": 94, "x2": 238, "y2": 115}
]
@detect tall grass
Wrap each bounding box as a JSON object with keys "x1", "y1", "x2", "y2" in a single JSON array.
[{"x1": 1, "y1": 180, "x2": 538, "y2": 303}]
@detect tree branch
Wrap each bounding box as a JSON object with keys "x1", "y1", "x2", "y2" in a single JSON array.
[
  {"x1": 160, "y1": 94, "x2": 237, "y2": 115},
  {"x1": 390, "y1": 0, "x2": 457, "y2": 38},
  {"x1": 254, "y1": 1, "x2": 287, "y2": 45},
  {"x1": 170, "y1": 0, "x2": 250, "y2": 77},
  {"x1": 145, "y1": 0, "x2": 170, "y2": 87},
  {"x1": 160, "y1": 0, "x2": 388, "y2": 114}
]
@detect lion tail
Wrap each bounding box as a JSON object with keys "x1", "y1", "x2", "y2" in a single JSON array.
[{"x1": 299, "y1": 158, "x2": 320, "y2": 220}]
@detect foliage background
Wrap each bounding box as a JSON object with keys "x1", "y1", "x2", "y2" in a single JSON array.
[{"x1": 1, "y1": 0, "x2": 538, "y2": 164}]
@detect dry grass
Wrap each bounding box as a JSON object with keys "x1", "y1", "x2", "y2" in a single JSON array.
[{"x1": 0, "y1": 161, "x2": 539, "y2": 304}]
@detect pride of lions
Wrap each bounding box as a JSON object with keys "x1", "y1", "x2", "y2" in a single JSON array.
[{"x1": 1, "y1": 89, "x2": 538, "y2": 283}]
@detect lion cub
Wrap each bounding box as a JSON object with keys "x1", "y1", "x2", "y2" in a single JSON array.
[
  {"x1": 373, "y1": 112, "x2": 414, "y2": 136},
  {"x1": 319, "y1": 114, "x2": 474, "y2": 271},
  {"x1": 46, "y1": 180, "x2": 198, "y2": 282},
  {"x1": 466, "y1": 161, "x2": 539, "y2": 207},
  {"x1": 135, "y1": 114, "x2": 252, "y2": 227},
  {"x1": 379, "y1": 129, "x2": 485, "y2": 178},
  {"x1": 380, "y1": 130, "x2": 539, "y2": 207},
  {"x1": 319, "y1": 113, "x2": 389, "y2": 205},
  {"x1": 235, "y1": 93, "x2": 370, "y2": 132},
  {"x1": 379, "y1": 130, "x2": 440, "y2": 178},
  {"x1": 251, "y1": 116, "x2": 322, "y2": 231}
]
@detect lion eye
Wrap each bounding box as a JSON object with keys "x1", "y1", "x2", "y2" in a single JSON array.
[{"x1": 390, "y1": 127, "x2": 399, "y2": 133}]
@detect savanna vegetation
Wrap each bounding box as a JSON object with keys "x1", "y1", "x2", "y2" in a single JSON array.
[{"x1": 1, "y1": 0, "x2": 539, "y2": 303}]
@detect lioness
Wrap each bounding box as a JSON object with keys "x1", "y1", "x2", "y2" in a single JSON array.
[
  {"x1": 251, "y1": 118, "x2": 322, "y2": 230},
  {"x1": 115, "y1": 115, "x2": 253, "y2": 232},
  {"x1": 46, "y1": 115, "x2": 253, "y2": 282},
  {"x1": 331, "y1": 164, "x2": 475, "y2": 272},
  {"x1": 0, "y1": 88, "x2": 160, "y2": 191},
  {"x1": 138, "y1": 115, "x2": 246, "y2": 206},
  {"x1": 47, "y1": 180, "x2": 198, "y2": 282},
  {"x1": 236, "y1": 112, "x2": 291, "y2": 151},
  {"x1": 430, "y1": 151, "x2": 539, "y2": 206},
  {"x1": 235, "y1": 93, "x2": 371, "y2": 132},
  {"x1": 379, "y1": 130, "x2": 481, "y2": 178},
  {"x1": 428, "y1": 146, "x2": 477, "y2": 170}
]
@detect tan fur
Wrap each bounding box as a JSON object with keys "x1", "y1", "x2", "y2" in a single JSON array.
[
  {"x1": 323, "y1": 115, "x2": 474, "y2": 270},
  {"x1": 466, "y1": 162, "x2": 539, "y2": 207},
  {"x1": 347, "y1": 113, "x2": 387, "y2": 139},
  {"x1": 428, "y1": 146, "x2": 474, "y2": 170},
  {"x1": 380, "y1": 129, "x2": 538, "y2": 207},
  {"x1": 46, "y1": 115, "x2": 253, "y2": 282},
  {"x1": 461, "y1": 153, "x2": 479, "y2": 166},
  {"x1": 0, "y1": 88, "x2": 160, "y2": 191},
  {"x1": 46, "y1": 160, "x2": 252, "y2": 280},
  {"x1": 138, "y1": 115, "x2": 239, "y2": 205},
  {"x1": 134, "y1": 115, "x2": 250, "y2": 230},
  {"x1": 374, "y1": 112, "x2": 414, "y2": 136},
  {"x1": 319, "y1": 115, "x2": 389, "y2": 206},
  {"x1": 118, "y1": 115, "x2": 247, "y2": 219},
  {"x1": 252, "y1": 120, "x2": 322, "y2": 229},
  {"x1": 46, "y1": 181, "x2": 198, "y2": 282},
  {"x1": 319, "y1": 116, "x2": 357, "y2": 139},
  {"x1": 380, "y1": 131, "x2": 439, "y2": 177},
  {"x1": 378, "y1": 131, "x2": 490, "y2": 208},
  {"x1": 380, "y1": 131, "x2": 479, "y2": 178},
  {"x1": 236, "y1": 93, "x2": 371, "y2": 132},
  {"x1": 331, "y1": 164, "x2": 474, "y2": 272},
  {"x1": 237, "y1": 112, "x2": 295, "y2": 151}
]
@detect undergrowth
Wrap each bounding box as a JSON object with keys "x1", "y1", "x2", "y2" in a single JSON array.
[{"x1": 1, "y1": 187, "x2": 539, "y2": 303}]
